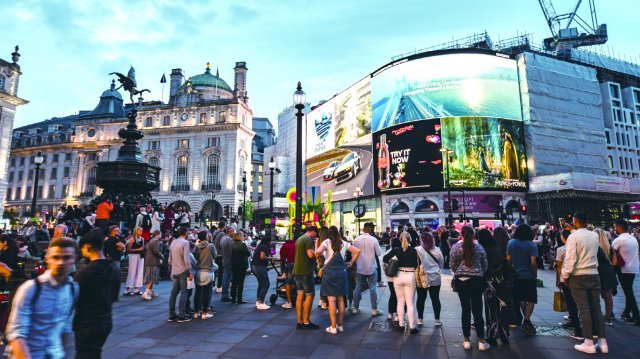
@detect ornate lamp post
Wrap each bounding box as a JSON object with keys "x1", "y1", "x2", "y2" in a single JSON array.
[
  {"x1": 242, "y1": 171, "x2": 247, "y2": 230},
  {"x1": 353, "y1": 185, "x2": 363, "y2": 235},
  {"x1": 293, "y1": 82, "x2": 306, "y2": 236},
  {"x1": 440, "y1": 148, "x2": 453, "y2": 226},
  {"x1": 30, "y1": 152, "x2": 44, "y2": 217}
]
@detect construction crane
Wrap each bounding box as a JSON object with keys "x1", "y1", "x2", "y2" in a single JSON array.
[{"x1": 537, "y1": 0, "x2": 607, "y2": 52}]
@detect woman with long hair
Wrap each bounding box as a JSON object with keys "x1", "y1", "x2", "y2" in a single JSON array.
[
  {"x1": 415, "y1": 231, "x2": 444, "y2": 327},
  {"x1": 450, "y1": 226, "x2": 490, "y2": 351},
  {"x1": 125, "y1": 227, "x2": 145, "y2": 295},
  {"x1": 477, "y1": 228, "x2": 508, "y2": 345},
  {"x1": 383, "y1": 232, "x2": 419, "y2": 334},
  {"x1": 316, "y1": 226, "x2": 360, "y2": 334},
  {"x1": 316, "y1": 226, "x2": 329, "y2": 310},
  {"x1": 594, "y1": 228, "x2": 616, "y2": 326},
  {"x1": 386, "y1": 235, "x2": 401, "y2": 322},
  {"x1": 251, "y1": 236, "x2": 273, "y2": 310}
]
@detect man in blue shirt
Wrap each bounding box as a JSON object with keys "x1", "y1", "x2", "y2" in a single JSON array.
[
  {"x1": 6, "y1": 237, "x2": 78, "y2": 359},
  {"x1": 507, "y1": 224, "x2": 538, "y2": 336}
]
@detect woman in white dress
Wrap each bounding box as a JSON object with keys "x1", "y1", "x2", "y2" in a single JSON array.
[{"x1": 125, "y1": 227, "x2": 145, "y2": 295}]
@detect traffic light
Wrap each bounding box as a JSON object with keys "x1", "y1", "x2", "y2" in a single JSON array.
[
  {"x1": 521, "y1": 204, "x2": 528, "y2": 216},
  {"x1": 224, "y1": 205, "x2": 230, "y2": 218},
  {"x1": 451, "y1": 198, "x2": 459, "y2": 211}
]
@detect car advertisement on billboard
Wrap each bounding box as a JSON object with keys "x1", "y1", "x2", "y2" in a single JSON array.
[
  {"x1": 306, "y1": 135, "x2": 374, "y2": 202},
  {"x1": 373, "y1": 120, "x2": 444, "y2": 194},
  {"x1": 371, "y1": 53, "x2": 521, "y2": 132},
  {"x1": 306, "y1": 77, "x2": 372, "y2": 159}
]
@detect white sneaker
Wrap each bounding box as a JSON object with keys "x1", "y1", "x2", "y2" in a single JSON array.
[
  {"x1": 325, "y1": 326, "x2": 338, "y2": 334},
  {"x1": 282, "y1": 302, "x2": 293, "y2": 309},
  {"x1": 387, "y1": 314, "x2": 393, "y2": 320},
  {"x1": 371, "y1": 309, "x2": 384, "y2": 317},
  {"x1": 151, "y1": 291, "x2": 159, "y2": 298},
  {"x1": 256, "y1": 303, "x2": 271, "y2": 310},
  {"x1": 337, "y1": 326, "x2": 344, "y2": 333},
  {"x1": 416, "y1": 319, "x2": 423, "y2": 326},
  {"x1": 393, "y1": 313, "x2": 398, "y2": 322},
  {"x1": 141, "y1": 292, "x2": 152, "y2": 301},
  {"x1": 574, "y1": 343, "x2": 596, "y2": 354},
  {"x1": 351, "y1": 308, "x2": 360, "y2": 315},
  {"x1": 215, "y1": 287, "x2": 222, "y2": 293},
  {"x1": 202, "y1": 312, "x2": 213, "y2": 319},
  {"x1": 435, "y1": 319, "x2": 443, "y2": 327},
  {"x1": 596, "y1": 343, "x2": 609, "y2": 354},
  {"x1": 478, "y1": 341, "x2": 491, "y2": 351},
  {"x1": 463, "y1": 340, "x2": 471, "y2": 350},
  {"x1": 194, "y1": 311, "x2": 201, "y2": 319}
]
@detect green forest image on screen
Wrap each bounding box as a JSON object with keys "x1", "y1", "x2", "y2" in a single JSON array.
[{"x1": 441, "y1": 117, "x2": 527, "y2": 190}]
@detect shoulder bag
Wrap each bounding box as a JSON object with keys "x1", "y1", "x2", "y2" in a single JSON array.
[
  {"x1": 384, "y1": 256, "x2": 399, "y2": 277},
  {"x1": 317, "y1": 250, "x2": 337, "y2": 279},
  {"x1": 415, "y1": 248, "x2": 429, "y2": 288}
]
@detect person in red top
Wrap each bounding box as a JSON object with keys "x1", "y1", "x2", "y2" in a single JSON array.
[
  {"x1": 279, "y1": 236, "x2": 296, "y2": 309},
  {"x1": 95, "y1": 196, "x2": 114, "y2": 233}
]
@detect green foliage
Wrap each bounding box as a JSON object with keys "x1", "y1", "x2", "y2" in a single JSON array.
[
  {"x1": 2, "y1": 208, "x2": 19, "y2": 225},
  {"x1": 238, "y1": 201, "x2": 254, "y2": 222}
]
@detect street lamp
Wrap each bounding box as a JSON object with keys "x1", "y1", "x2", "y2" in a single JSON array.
[
  {"x1": 440, "y1": 148, "x2": 453, "y2": 226},
  {"x1": 242, "y1": 171, "x2": 247, "y2": 230},
  {"x1": 293, "y1": 82, "x2": 306, "y2": 237},
  {"x1": 268, "y1": 157, "x2": 281, "y2": 241},
  {"x1": 30, "y1": 152, "x2": 45, "y2": 217},
  {"x1": 353, "y1": 185, "x2": 363, "y2": 235}
]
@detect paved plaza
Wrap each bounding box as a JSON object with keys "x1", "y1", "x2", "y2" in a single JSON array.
[{"x1": 61, "y1": 264, "x2": 640, "y2": 359}]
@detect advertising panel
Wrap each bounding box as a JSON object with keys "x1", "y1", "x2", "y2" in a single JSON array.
[
  {"x1": 306, "y1": 135, "x2": 374, "y2": 202},
  {"x1": 372, "y1": 120, "x2": 444, "y2": 194},
  {"x1": 306, "y1": 77, "x2": 371, "y2": 159},
  {"x1": 441, "y1": 117, "x2": 527, "y2": 190},
  {"x1": 371, "y1": 53, "x2": 521, "y2": 132},
  {"x1": 443, "y1": 194, "x2": 503, "y2": 213}
]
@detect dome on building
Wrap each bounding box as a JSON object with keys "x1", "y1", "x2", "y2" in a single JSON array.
[
  {"x1": 190, "y1": 64, "x2": 232, "y2": 92},
  {"x1": 100, "y1": 82, "x2": 123, "y2": 100}
]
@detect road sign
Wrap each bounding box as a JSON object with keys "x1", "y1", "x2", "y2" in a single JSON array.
[{"x1": 353, "y1": 204, "x2": 366, "y2": 218}]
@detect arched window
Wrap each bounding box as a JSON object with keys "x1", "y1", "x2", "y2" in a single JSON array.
[
  {"x1": 0, "y1": 75, "x2": 4, "y2": 91},
  {"x1": 415, "y1": 200, "x2": 438, "y2": 213},
  {"x1": 145, "y1": 117, "x2": 153, "y2": 128},
  {"x1": 87, "y1": 167, "x2": 97, "y2": 194},
  {"x1": 162, "y1": 115, "x2": 171, "y2": 126},
  {"x1": 175, "y1": 155, "x2": 189, "y2": 190},
  {"x1": 239, "y1": 154, "x2": 245, "y2": 182},
  {"x1": 206, "y1": 154, "x2": 220, "y2": 189},
  {"x1": 149, "y1": 157, "x2": 159, "y2": 167},
  {"x1": 391, "y1": 201, "x2": 410, "y2": 214}
]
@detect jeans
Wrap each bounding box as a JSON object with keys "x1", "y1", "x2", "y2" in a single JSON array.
[
  {"x1": 195, "y1": 282, "x2": 213, "y2": 312},
  {"x1": 618, "y1": 273, "x2": 639, "y2": 319},
  {"x1": 456, "y1": 277, "x2": 486, "y2": 339},
  {"x1": 417, "y1": 285, "x2": 441, "y2": 320},
  {"x1": 74, "y1": 322, "x2": 112, "y2": 359},
  {"x1": 394, "y1": 270, "x2": 416, "y2": 327},
  {"x1": 353, "y1": 273, "x2": 378, "y2": 310},
  {"x1": 569, "y1": 275, "x2": 606, "y2": 340},
  {"x1": 169, "y1": 271, "x2": 189, "y2": 317},
  {"x1": 252, "y1": 265, "x2": 270, "y2": 303},
  {"x1": 560, "y1": 283, "x2": 581, "y2": 335},
  {"x1": 388, "y1": 281, "x2": 397, "y2": 314},
  {"x1": 221, "y1": 262, "x2": 232, "y2": 298}
]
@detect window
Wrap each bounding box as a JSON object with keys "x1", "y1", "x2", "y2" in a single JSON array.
[
  {"x1": 178, "y1": 139, "x2": 190, "y2": 149},
  {"x1": 15, "y1": 187, "x2": 21, "y2": 200},
  {"x1": 6, "y1": 188, "x2": 11, "y2": 201},
  {"x1": 620, "y1": 157, "x2": 624, "y2": 169},
  {"x1": 50, "y1": 167, "x2": 57, "y2": 179},
  {"x1": 609, "y1": 84, "x2": 620, "y2": 99},
  {"x1": 63, "y1": 167, "x2": 70, "y2": 177},
  {"x1": 10, "y1": 158, "x2": 15, "y2": 167},
  {"x1": 19, "y1": 158, "x2": 24, "y2": 165},
  {"x1": 175, "y1": 155, "x2": 189, "y2": 189},
  {"x1": 87, "y1": 128, "x2": 96, "y2": 138},
  {"x1": 605, "y1": 132, "x2": 610, "y2": 144},
  {"x1": 199, "y1": 113, "x2": 207, "y2": 124},
  {"x1": 65, "y1": 153, "x2": 71, "y2": 161},
  {"x1": 48, "y1": 185, "x2": 55, "y2": 199},
  {"x1": 206, "y1": 154, "x2": 220, "y2": 187},
  {"x1": 62, "y1": 184, "x2": 68, "y2": 197},
  {"x1": 258, "y1": 165, "x2": 263, "y2": 173},
  {"x1": 87, "y1": 167, "x2": 97, "y2": 194},
  {"x1": 87, "y1": 152, "x2": 97, "y2": 161},
  {"x1": 149, "y1": 157, "x2": 159, "y2": 167},
  {"x1": 207, "y1": 137, "x2": 220, "y2": 147},
  {"x1": 8, "y1": 172, "x2": 13, "y2": 182},
  {"x1": 148, "y1": 141, "x2": 160, "y2": 150},
  {"x1": 37, "y1": 186, "x2": 43, "y2": 199},
  {"x1": 608, "y1": 156, "x2": 614, "y2": 170},
  {"x1": 162, "y1": 115, "x2": 171, "y2": 126},
  {"x1": 239, "y1": 155, "x2": 246, "y2": 182},
  {"x1": 219, "y1": 111, "x2": 227, "y2": 123},
  {"x1": 0, "y1": 75, "x2": 4, "y2": 91},
  {"x1": 26, "y1": 186, "x2": 31, "y2": 200},
  {"x1": 145, "y1": 117, "x2": 153, "y2": 128},
  {"x1": 18, "y1": 171, "x2": 23, "y2": 180},
  {"x1": 52, "y1": 154, "x2": 59, "y2": 162},
  {"x1": 28, "y1": 169, "x2": 33, "y2": 180},
  {"x1": 39, "y1": 168, "x2": 45, "y2": 178}
]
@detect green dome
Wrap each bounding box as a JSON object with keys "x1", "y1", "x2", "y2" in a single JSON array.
[{"x1": 190, "y1": 66, "x2": 232, "y2": 92}]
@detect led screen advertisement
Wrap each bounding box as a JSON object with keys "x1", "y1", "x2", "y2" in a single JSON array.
[
  {"x1": 306, "y1": 135, "x2": 374, "y2": 202},
  {"x1": 373, "y1": 121, "x2": 444, "y2": 193},
  {"x1": 371, "y1": 53, "x2": 521, "y2": 132},
  {"x1": 306, "y1": 77, "x2": 371, "y2": 159}
]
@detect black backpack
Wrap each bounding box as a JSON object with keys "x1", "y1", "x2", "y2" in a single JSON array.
[{"x1": 141, "y1": 214, "x2": 152, "y2": 230}]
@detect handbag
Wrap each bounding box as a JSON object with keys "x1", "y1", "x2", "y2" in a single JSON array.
[
  {"x1": 451, "y1": 277, "x2": 458, "y2": 292},
  {"x1": 415, "y1": 254, "x2": 429, "y2": 289},
  {"x1": 317, "y1": 251, "x2": 338, "y2": 279},
  {"x1": 384, "y1": 257, "x2": 399, "y2": 277},
  {"x1": 553, "y1": 289, "x2": 567, "y2": 312}
]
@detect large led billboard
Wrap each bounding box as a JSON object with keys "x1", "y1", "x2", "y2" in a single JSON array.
[
  {"x1": 371, "y1": 53, "x2": 521, "y2": 132},
  {"x1": 306, "y1": 77, "x2": 371, "y2": 159}
]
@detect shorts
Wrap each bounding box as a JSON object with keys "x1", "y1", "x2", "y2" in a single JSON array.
[
  {"x1": 285, "y1": 263, "x2": 295, "y2": 285},
  {"x1": 144, "y1": 266, "x2": 160, "y2": 285},
  {"x1": 515, "y1": 278, "x2": 538, "y2": 304},
  {"x1": 294, "y1": 273, "x2": 315, "y2": 294}
]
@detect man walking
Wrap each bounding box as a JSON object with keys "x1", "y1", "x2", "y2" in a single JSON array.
[
  {"x1": 74, "y1": 228, "x2": 120, "y2": 358},
  {"x1": 352, "y1": 222, "x2": 383, "y2": 316},
  {"x1": 293, "y1": 226, "x2": 320, "y2": 330},
  {"x1": 612, "y1": 219, "x2": 640, "y2": 325},
  {"x1": 220, "y1": 227, "x2": 235, "y2": 302},
  {"x1": 5, "y1": 237, "x2": 78, "y2": 359},
  {"x1": 168, "y1": 226, "x2": 193, "y2": 322},
  {"x1": 562, "y1": 212, "x2": 608, "y2": 354},
  {"x1": 212, "y1": 220, "x2": 227, "y2": 293}
]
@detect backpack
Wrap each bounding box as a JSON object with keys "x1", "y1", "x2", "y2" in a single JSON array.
[{"x1": 141, "y1": 214, "x2": 152, "y2": 230}]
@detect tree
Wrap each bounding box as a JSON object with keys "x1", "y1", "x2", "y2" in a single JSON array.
[{"x1": 238, "y1": 201, "x2": 254, "y2": 223}]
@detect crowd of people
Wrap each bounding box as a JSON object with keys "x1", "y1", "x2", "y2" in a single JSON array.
[{"x1": 0, "y1": 202, "x2": 638, "y2": 357}]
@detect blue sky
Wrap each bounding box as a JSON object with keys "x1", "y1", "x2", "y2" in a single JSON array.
[{"x1": 2, "y1": 0, "x2": 638, "y2": 130}]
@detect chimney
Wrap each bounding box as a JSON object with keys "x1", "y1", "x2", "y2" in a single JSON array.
[
  {"x1": 233, "y1": 62, "x2": 248, "y2": 102},
  {"x1": 169, "y1": 68, "x2": 184, "y2": 103}
]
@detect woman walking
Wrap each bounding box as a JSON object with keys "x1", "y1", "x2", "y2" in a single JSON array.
[
  {"x1": 594, "y1": 228, "x2": 616, "y2": 326},
  {"x1": 251, "y1": 236, "x2": 273, "y2": 310},
  {"x1": 231, "y1": 232, "x2": 251, "y2": 305},
  {"x1": 194, "y1": 230, "x2": 216, "y2": 318},
  {"x1": 478, "y1": 228, "x2": 508, "y2": 345},
  {"x1": 125, "y1": 227, "x2": 145, "y2": 295},
  {"x1": 450, "y1": 226, "x2": 490, "y2": 351},
  {"x1": 415, "y1": 231, "x2": 444, "y2": 327},
  {"x1": 316, "y1": 226, "x2": 360, "y2": 334},
  {"x1": 384, "y1": 232, "x2": 419, "y2": 334}
]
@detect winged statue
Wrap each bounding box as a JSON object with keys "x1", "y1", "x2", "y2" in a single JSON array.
[{"x1": 109, "y1": 66, "x2": 150, "y2": 104}]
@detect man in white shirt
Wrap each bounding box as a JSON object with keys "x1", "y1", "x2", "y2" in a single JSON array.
[
  {"x1": 352, "y1": 222, "x2": 383, "y2": 316},
  {"x1": 612, "y1": 219, "x2": 640, "y2": 325},
  {"x1": 561, "y1": 212, "x2": 607, "y2": 354}
]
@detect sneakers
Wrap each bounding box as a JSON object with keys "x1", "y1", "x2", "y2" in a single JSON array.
[
  {"x1": 302, "y1": 322, "x2": 319, "y2": 330},
  {"x1": 435, "y1": 319, "x2": 443, "y2": 327},
  {"x1": 371, "y1": 309, "x2": 384, "y2": 317},
  {"x1": 377, "y1": 282, "x2": 387, "y2": 287},
  {"x1": 521, "y1": 320, "x2": 536, "y2": 336},
  {"x1": 151, "y1": 290, "x2": 159, "y2": 298},
  {"x1": 463, "y1": 339, "x2": 471, "y2": 350},
  {"x1": 570, "y1": 332, "x2": 584, "y2": 341},
  {"x1": 201, "y1": 312, "x2": 213, "y2": 319},
  {"x1": 393, "y1": 313, "x2": 399, "y2": 322},
  {"x1": 605, "y1": 317, "x2": 614, "y2": 326},
  {"x1": 574, "y1": 343, "x2": 596, "y2": 354},
  {"x1": 337, "y1": 326, "x2": 344, "y2": 333},
  {"x1": 325, "y1": 326, "x2": 338, "y2": 334},
  {"x1": 351, "y1": 308, "x2": 360, "y2": 315},
  {"x1": 141, "y1": 291, "x2": 152, "y2": 301},
  {"x1": 167, "y1": 316, "x2": 178, "y2": 322},
  {"x1": 282, "y1": 302, "x2": 293, "y2": 309},
  {"x1": 215, "y1": 287, "x2": 222, "y2": 293},
  {"x1": 256, "y1": 303, "x2": 271, "y2": 310},
  {"x1": 177, "y1": 316, "x2": 193, "y2": 323},
  {"x1": 478, "y1": 341, "x2": 491, "y2": 351},
  {"x1": 387, "y1": 313, "x2": 393, "y2": 320},
  {"x1": 596, "y1": 342, "x2": 609, "y2": 354},
  {"x1": 416, "y1": 319, "x2": 424, "y2": 326},
  {"x1": 194, "y1": 311, "x2": 201, "y2": 319}
]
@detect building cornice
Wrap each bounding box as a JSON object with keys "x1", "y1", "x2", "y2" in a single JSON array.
[{"x1": 0, "y1": 91, "x2": 28, "y2": 106}]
